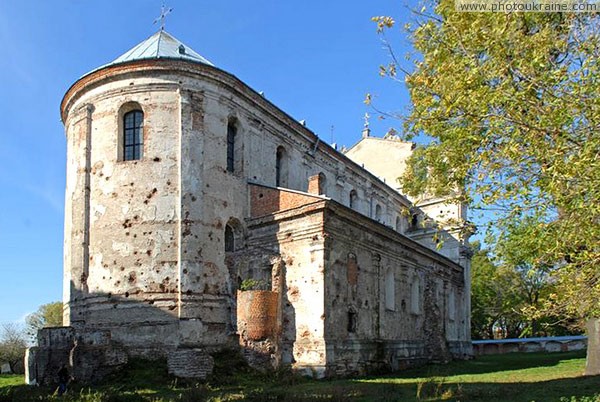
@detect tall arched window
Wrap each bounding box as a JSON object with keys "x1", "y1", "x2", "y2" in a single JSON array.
[
  {"x1": 226, "y1": 119, "x2": 237, "y2": 173},
  {"x1": 349, "y1": 190, "x2": 358, "y2": 210},
  {"x1": 123, "y1": 110, "x2": 143, "y2": 161},
  {"x1": 225, "y1": 224, "x2": 235, "y2": 252},
  {"x1": 275, "y1": 146, "x2": 288, "y2": 187}
]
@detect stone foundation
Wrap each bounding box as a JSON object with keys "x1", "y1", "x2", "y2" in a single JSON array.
[
  {"x1": 167, "y1": 348, "x2": 214, "y2": 379},
  {"x1": 26, "y1": 327, "x2": 128, "y2": 385}
]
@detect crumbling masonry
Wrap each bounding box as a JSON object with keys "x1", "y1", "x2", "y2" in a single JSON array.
[{"x1": 26, "y1": 30, "x2": 472, "y2": 384}]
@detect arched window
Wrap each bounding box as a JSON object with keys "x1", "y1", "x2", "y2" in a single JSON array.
[
  {"x1": 349, "y1": 190, "x2": 358, "y2": 210},
  {"x1": 347, "y1": 307, "x2": 357, "y2": 333},
  {"x1": 225, "y1": 218, "x2": 243, "y2": 253},
  {"x1": 275, "y1": 146, "x2": 288, "y2": 187},
  {"x1": 225, "y1": 224, "x2": 235, "y2": 252},
  {"x1": 123, "y1": 110, "x2": 143, "y2": 161},
  {"x1": 226, "y1": 119, "x2": 237, "y2": 173},
  {"x1": 410, "y1": 213, "x2": 419, "y2": 230},
  {"x1": 395, "y1": 216, "x2": 402, "y2": 232},
  {"x1": 375, "y1": 204, "x2": 382, "y2": 222}
]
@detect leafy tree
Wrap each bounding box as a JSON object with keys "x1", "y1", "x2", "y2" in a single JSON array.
[
  {"x1": 471, "y1": 242, "x2": 526, "y2": 339},
  {"x1": 0, "y1": 323, "x2": 27, "y2": 374},
  {"x1": 372, "y1": 2, "x2": 600, "y2": 326},
  {"x1": 25, "y1": 301, "x2": 63, "y2": 341}
]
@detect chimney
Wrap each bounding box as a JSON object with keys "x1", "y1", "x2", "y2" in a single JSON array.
[{"x1": 307, "y1": 173, "x2": 325, "y2": 195}]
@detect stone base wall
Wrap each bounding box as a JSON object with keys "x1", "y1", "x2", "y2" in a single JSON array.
[
  {"x1": 26, "y1": 327, "x2": 129, "y2": 386},
  {"x1": 324, "y1": 339, "x2": 434, "y2": 377},
  {"x1": 167, "y1": 348, "x2": 214, "y2": 379}
]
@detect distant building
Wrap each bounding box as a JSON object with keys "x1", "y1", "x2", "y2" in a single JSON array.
[{"x1": 26, "y1": 30, "x2": 472, "y2": 384}]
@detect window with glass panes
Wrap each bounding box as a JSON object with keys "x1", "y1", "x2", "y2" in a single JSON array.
[{"x1": 123, "y1": 110, "x2": 143, "y2": 161}]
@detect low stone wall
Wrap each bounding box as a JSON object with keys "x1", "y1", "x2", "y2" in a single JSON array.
[
  {"x1": 472, "y1": 336, "x2": 587, "y2": 356},
  {"x1": 25, "y1": 327, "x2": 128, "y2": 385}
]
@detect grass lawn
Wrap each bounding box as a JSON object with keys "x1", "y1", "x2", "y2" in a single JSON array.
[{"x1": 1, "y1": 351, "x2": 598, "y2": 401}]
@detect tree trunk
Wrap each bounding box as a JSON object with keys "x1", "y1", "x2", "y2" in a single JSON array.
[{"x1": 585, "y1": 318, "x2": 600, "y2": 376}]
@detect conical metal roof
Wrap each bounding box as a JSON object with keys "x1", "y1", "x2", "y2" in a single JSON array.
[{"x1": 90, "y1": 30, "x2": 214, "y2": 75}]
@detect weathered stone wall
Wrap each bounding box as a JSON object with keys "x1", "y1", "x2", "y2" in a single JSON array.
[
  {"x1": 322, "y1": 202, "x2": 470, "y2": 375},
  {"x1": 63, "y1": 76, "x2": 182, "y2": 352},
  {"x1": 167, "y1": 348, "x2": 214, "y2": 379},
  {"x1": 58, "y1": 55, "x2": 472, "y2": 379},
  {"x1": 245, "y1": 195, "x2": 329, "y2": 376},
  {"x1": 245, "y1": 186, "x2": 470, "y2": 376},
  {"x1": 25, "y1": 327, "x2": 128, "y2": 386}
]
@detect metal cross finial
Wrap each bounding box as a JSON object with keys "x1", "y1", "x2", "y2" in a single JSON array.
[{"x1": 153, "y1": 3, "x2": 173, "y2": 31}]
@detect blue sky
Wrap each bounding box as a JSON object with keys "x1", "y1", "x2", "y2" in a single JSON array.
[{"x1": 0, "y1": 0, "x2": 417, "y2": 325}]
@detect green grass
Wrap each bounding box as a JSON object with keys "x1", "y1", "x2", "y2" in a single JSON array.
[
  {"x1": 0, "y1": 351, "x2": 598, "y2": 401},
  {"x1": 0, "y1": 376, "x2": 21, "y2": 389}
]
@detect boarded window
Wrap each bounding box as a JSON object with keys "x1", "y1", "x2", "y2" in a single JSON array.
[
  {"x1": 411, "y1": 276, "x2": 421, "y2": 315},
  {"x1": 385, "y1": 269, "x2": 395, "y2": 310},
  {"x1": 346, "y1": 253, "x2": 358, "y2": 286},
  {"x1": 448, "y1": 288, "x2": 456, "y2": 321},
  {"x1": 349, "y1": 190, "x2": 358, "y2": 210}
]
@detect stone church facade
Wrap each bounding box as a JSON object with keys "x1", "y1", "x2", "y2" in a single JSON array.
[{"x1": 26, "y1": 30, "x2": 472, "y2": 383}]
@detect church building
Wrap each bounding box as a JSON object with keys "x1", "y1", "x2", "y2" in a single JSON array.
[{"x1": 26, "y1": 29, "x2": 472, "y2": 383}]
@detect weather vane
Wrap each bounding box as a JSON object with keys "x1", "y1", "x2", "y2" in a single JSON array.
[
  {"x1": 153, "y1": 3, "x2": 173, "y2": 31},
  {"x1": 363, "y1": 112, "x2": 370, "y2": 129}
]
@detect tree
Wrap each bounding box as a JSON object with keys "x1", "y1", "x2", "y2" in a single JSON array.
[
  {"x1": 25, "y1": 301, "x2": 63, "y2": 341},
  {"x1": 372, "y1": 1, "x2": 600, "y2": 328},
  {"x1": 471, "y1": 242, "x2": 522, "y2": 339},
  {"x1": 0, "y1": 324, "x2": 27, "y2": 374}
]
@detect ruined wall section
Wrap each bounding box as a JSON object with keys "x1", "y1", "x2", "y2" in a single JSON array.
[
  {"x1": 176, "y1": 79, "x2": 251, "y2": 348},
  {"x1": 322, "y1": 202, "x2": 471, "y2": 375},
  {"x1": 246, "y1": 194, "x2": 329, "y2": 377},
  {"x1": 62, "y1": 75, "x2": 182, "y2": 352}
]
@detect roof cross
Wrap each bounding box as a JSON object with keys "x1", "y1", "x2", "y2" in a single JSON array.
[{"x1": 153, "y1": 3, "x2": 173, "y2": 31}]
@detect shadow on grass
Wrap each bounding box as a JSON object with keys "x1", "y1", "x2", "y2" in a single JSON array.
[
  {"x1": 384, "y1": 350, "x2": 589, "y2": 378},
  {"x1": 175, "y1": 374, "x2": 600, "y2": 402},
  {"x1": 1, "y1": 351, "x2": 597, "y2": 402}
]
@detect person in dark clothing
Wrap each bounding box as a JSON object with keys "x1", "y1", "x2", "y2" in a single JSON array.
[{"x1": 57, "y1": 365, "x2": 70, "y2": 396}]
